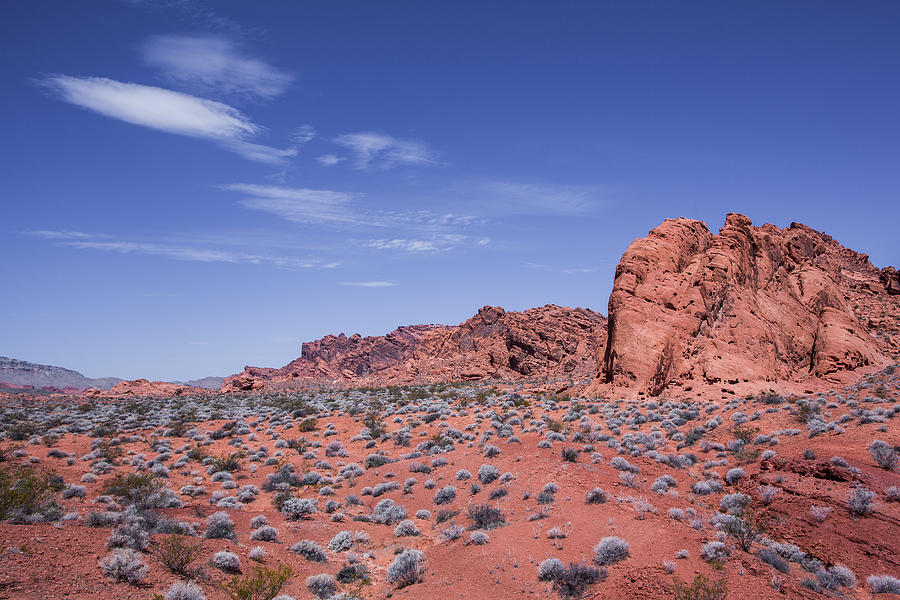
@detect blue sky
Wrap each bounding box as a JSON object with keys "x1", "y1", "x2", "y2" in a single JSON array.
[{"x1": 2, "y1": 1, "x2": 898, "y2": 381}]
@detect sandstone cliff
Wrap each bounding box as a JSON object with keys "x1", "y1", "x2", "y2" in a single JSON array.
[
  {"x1": 223, "y1": 305, "x2": 606, "y2": 390},
  {"x1": 601, "y1": 213, "x2": 898, "y2": 394}
]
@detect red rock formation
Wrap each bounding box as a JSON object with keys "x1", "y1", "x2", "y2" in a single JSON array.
[
  {"x1": 601, "y1": 213, "x2": 897, "y2": 394},
  {"x1": 222, "y1": 305, "x2": 606, "y2": 390},
  {"x1": 85, "y1": 379, "x2": 204, "y2": 397}
]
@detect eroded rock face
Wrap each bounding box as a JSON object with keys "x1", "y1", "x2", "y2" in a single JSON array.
[
  {"x1": 222, "y1": 305, "x2": 606, "y2": 390},
  {"x1": 602, "y1": 213, "x2": 896, "y2": 394}
]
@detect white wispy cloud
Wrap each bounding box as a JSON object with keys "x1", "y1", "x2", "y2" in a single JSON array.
[
  {"x1": 141, "y1": 34, "x2": 292, "y2": 98},
  {"x1": 366, "y1": 233, "x2": 475, "y2": 253},
  {"x1": 221, "y1": 183, "x2": 370, "y2": 227},
  {"x1": 333, "y1": 132, "x2": 439, "y2": 169},
  {"x1": 337, "y1": 281, "x2": 396, "y2": 288},
  {"x1": 367, "y1": 239, "x2": 439, "y2": 253},
  {"x1": 42, "y1": 75, "x2": 296, "y2": 164},
  {"x1": 30, "y1": 230, "x2": 334, "y2": 270},
  {"x1": 25, "y1": 230, "x2": 94, "y2": 240},
  {"x1": 316, "y1": 153, "x2": 344, "y2": 166}
]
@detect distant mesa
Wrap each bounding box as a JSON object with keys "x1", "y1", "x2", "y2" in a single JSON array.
[
  {"x1": 0, "y1": 356, "x2": 222, "y2": 395},
  {"x1": 0, "y1": 356, "x2": 121, "y2": 392}
]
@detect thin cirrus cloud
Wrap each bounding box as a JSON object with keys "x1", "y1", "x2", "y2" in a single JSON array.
[
  {"x1": 26, "y1": 230, "x2": 336, "y2": 270},
  {"x1": 221, "y1": 183, "x2": 374, "y2": 227},
  {"x1": 337, "y1": 281, "x2": 396, "y2": 288},
  {"x1": 333, "y1": 132, "x2": 439, "y2": 170},
  {"x1": 316, "y1": 153, "x2": 344, "y2": 166},
  {"x1": 41, "y1": 75, "x2": 297, "y2": 164},
  {"x1": 141, "y1": 34, "x2": 293, "y2": 98},
  {"x1": 223, "y1": 184, "x2": 485, "y2": 243}
]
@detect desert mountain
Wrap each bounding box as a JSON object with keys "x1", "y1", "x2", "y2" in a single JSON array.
[
  {"x1": 0, "y1": 356, "x2": 121, "y2": 391},
  {"x1": 600, "y1": 213, "x2": 899, "y2": 394},
  {"x1": 223, "y1": 305, "x2": 607, "y2": 391}
]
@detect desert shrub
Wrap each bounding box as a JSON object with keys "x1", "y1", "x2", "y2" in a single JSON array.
[
  {"x1": 469, "y1": 530, "x2": 489, "y2": 545},
  {"x1": 436, "y1": 509, "x2": 459, "y2": 523},
  {"x1": 484, "y1": 444, "x2": 501, "y2": 458},
  {"x1": 610, "y1": 456, "x2": 639, "y2": 473},
  {"x1": 758, "y1": 485, "x2": 780, "y2": 506},
  {"x1": 546, "y1": 562, "x2": 605, "y2": 599},
  {"x1": 489, "y1": 487, "x2": 508, "y2": 500},
  {"x1": 868, "y1": 440, "x2": 898, "y2": 470},
  {"x1": 221, "y1": 564, "x2": 293, "y2": 600},
  {"x1": 0, "y1": 464, "x2": 61, "y2": 521},
  {"x1": 328, "y1": 530, "x2": 353, "y2": 552},
  {"x1": 722, "y1": 509, "x2": 765, "y2": 552},
  {"x1": 102, "y1": 472, "x2": 162, "y2": 508},
  {"x1": 810, "y1": 505, "x2": 832, "y2": 522},
  {"x1": 249, "y1": 546, "x2": 266, "y2": 562},
  {"x1": 442, "y1": 523, "x2": 464, "y2": 541},
  {"x1": 818, "y1": 564, "x2": 857, "y2": 590},
  {"x1": 434, "y1": 485, "x2": 457, "y2": 505},
  {"x1": 336, "y1": 563, "x2": 370, "y2": 584},
  {"x1": 468, "y1": 504, "x2": 506, "y2": 529},
  {"x1": 281, "y1": 497, "x2": 317, "y2": 520},
  {"x1": 155, "y1": 534, "x2": 203, "y2": 574},
  {"x1": 205, "y1": 511, "x2": 235, "y2": 539},
  {"x1": 561, "y1": 447, "x2": 578, "y2": 462},
  {"x1": 848, "y1": 487, "x2": 875, "y2": 517},
  {"x1": 585, "y1": 488, "x2": 608, "y2": 504},
  {"x1": 373, "y1": 498, "x2": 407, "y2": 524},
  {"x1": 99, "y1": 549, "x2": 148, "y2": 584},
  {"x1": 672, "y1": 572, "x2": 727, "y2": 600},
  {"x1": 306, "y1": 573, "x2": 336, "y2": 599},
  {"x1": 165, "y1": 580, "x2": 207, "y2": 600},
  {"x1": 456, "y1": 469, "x2": 472, "y2": 480},
  {"x1": 651, "y1": 475, "x2": 676, "y2": 494},
  {"x1": 867, "y1": 574, "x2": 900, "y2": 594},
  {"x1": 394, "y1": 519, "x2": 420, "y2": 537},
  {"x1": 61, "y1": 484, "x2": 86, "y2": 499},
  {"x1": 298, "y1": 418, "x2": 318, "y2": 432},
  {"x1": 107, "y1": 519, "x2": 150, "y2": 551},
  {"x1": 724, "y1": 468, "x2": 745, "y2": 485},
  {"x1": 719, "y1": 493, "x2": 750, "y2": 514},
  {"x1": 365, "y1": 453, "x2": 389, "y2": 469},
  {"x1": 387, "y1": 549, "x2": 425, "y2": 588},
  {"x1": 478, "y1": 464, "x2": 500, "y2": 484},
  {"x1": 594, "y1": 536, "x2": 630, "y2": 565},
  {"x1": 209, "y1": 452, "x2": 242, "y2": 473},
  {"x1": 290, "y1": 539, "x2": 327, "y2": 562},
  {"x1": 538, "y1": 558, "x2": 565, "y2": 581},
  {"x1": 701, "y1": 541, "x2": 730, "y2": 562},
  {"x1": 250, "y1": 515, "x2": 269, "y2": 529},
  {"x1": 887, "y1": 486, "x2": 900, "y2": 502},
  {"x1": 250, "y1": 525, "x2": 278, "y2": 542},
  {"x1": 212, "y1": 550, "x2": 241, "y2": 573},
  {"x1": 758, "y1": 548, "x2": 789, "y2": 573}
]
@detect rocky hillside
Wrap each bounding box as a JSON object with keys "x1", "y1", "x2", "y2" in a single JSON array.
[
  {"x1": 223, "y1": 305, "x2": 606, "y2": 391},
  {"x1": 600, "y1": 213, "x2": 900, "y2": 395},
  {"x1": 0, "y1": 357, "x2": 120, "y2": 391}
]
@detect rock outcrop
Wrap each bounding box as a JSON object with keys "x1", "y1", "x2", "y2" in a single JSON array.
[
  {"x1": 84, "y1": 379, "x2": 205, "y2": 398},
  {"x1": 601, "y1": 213, "x2": 897, "y2": 394},
  {"x1": 223, "y1": 305, "x2": 606, "y2": 390}
]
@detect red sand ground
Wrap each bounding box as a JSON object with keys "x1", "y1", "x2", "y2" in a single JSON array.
[{"x1": 1, "y1": 372, "x2": 898, "y2": 600}]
